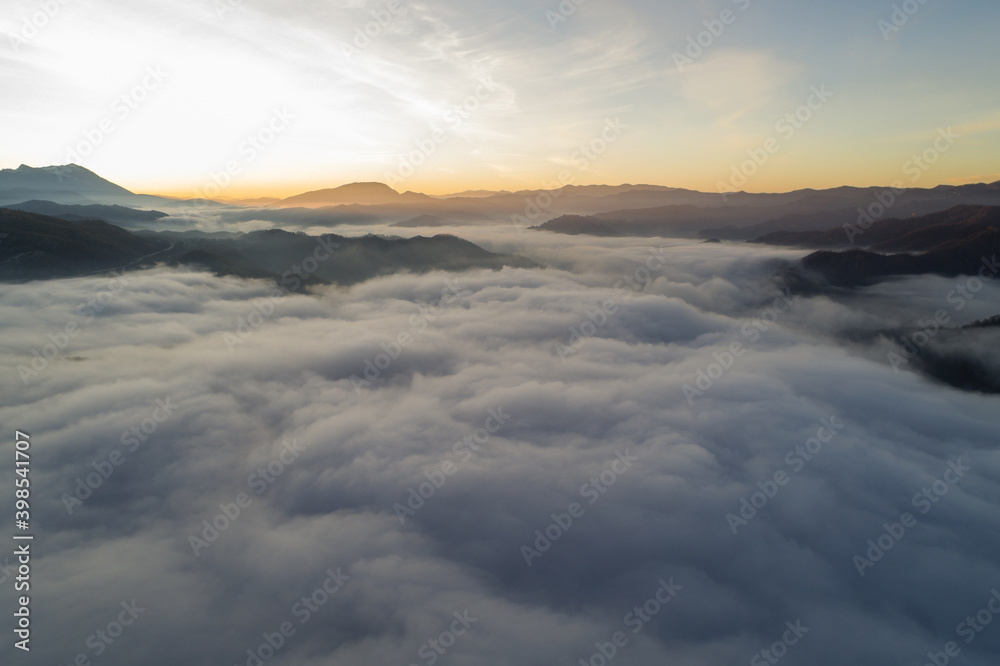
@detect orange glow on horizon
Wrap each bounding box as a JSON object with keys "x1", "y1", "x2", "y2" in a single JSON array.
[{"x1": 137, "y1": 171, "x2": 999, "y2": 203}]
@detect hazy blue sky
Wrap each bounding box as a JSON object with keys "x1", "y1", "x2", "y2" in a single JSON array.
[{"x1": 2, "y1": 0, "x2": 998, "y2": 196}]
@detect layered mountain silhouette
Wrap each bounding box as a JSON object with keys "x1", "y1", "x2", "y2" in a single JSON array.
[
  {"x1": 391, "y1": 215, "x2": 458, "y2": 228},
  {"x1": 763, "y1": 205, "x2": 1000, "y2": 287},
  {"x1": 5, "y1": 200, "x2": 168, "y2": 226},
  {"x1": 5, "y1": 167, "x2": 997, "y2": 396},
  {"x1": 8, "y1": 165, "x2": 1000, "y2": 240},
  {"x1": 532, "y1": 183, "x2": 1000, "y2": 238},
  {"x1": 754, "y1": 205, "x2": 1000, "y2": 249},
  {"x1": 0, "y1": 208, "x2": 538, "y2": 285}
]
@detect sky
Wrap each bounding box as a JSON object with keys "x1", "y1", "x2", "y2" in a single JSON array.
[{"x1": 2, "y1": 0, "x2": 1000, "y2": 197}]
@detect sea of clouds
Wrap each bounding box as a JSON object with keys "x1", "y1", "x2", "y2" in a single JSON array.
[{"x1": 1, "y1": 228, "x2": 999, "y2": 666}]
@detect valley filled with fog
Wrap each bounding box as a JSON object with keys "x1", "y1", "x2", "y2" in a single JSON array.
[{"x1": 3, "y1": 222, "x2": 999, "y2": 666}]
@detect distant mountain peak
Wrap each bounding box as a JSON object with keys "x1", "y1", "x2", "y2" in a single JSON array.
[
  {"x1": 0, "y1": 163, "x2": 134, "y2": 196},
  {"x1": 328, "y1": 181, "x2": 399, "y2": 195},
  {"x1": 277, "y1": 181, "x2": 432, "y2": 207},
  {"x1": 12, "y1": 163, "x2": 92, "y2": 176}
]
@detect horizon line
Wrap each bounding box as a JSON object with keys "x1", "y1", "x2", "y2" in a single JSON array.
[{"x1": 4, "y1": 162, "x2": 999, "y2": 202}]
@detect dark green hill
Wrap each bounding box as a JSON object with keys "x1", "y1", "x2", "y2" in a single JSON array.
[
  {"x1": 6, "y1": 200, "x2": 168, "y2": 226},
  {"x1": 766, "y1": 206, "x2": 1000, "y2": 287},
  {"x1": 0, "y1": 208, "x2": 168, "y2": 280},
  {"x1": 179, "y1": 230, "x2": 538, "y2": 287},
  {"x1": 753, "y1": 205, "x2": 1000, "y2": 249},
  {"x1": 800, "y1": 227, "x2": 1000, "y2": 287},
  {"x1": 0, "y1": 209, "x2": 539, "y2": 286}
]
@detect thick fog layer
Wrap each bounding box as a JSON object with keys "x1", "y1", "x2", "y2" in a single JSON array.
[{"x1": 2, "y1": 234, "x2": 999, "y2": 666}]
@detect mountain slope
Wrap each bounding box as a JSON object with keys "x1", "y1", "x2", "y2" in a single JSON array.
[
  {"x1": 0, "y1": 208, "x2": 539, "y2": 285},
  {"x1": 278, "y1": 182, "x2": 434, "y2": 207},
  {"x1": 170, "y1": 229, "x2": 539, "y2": 286},
  {"x1": 754, "y1": 205, "x2": 1000, "y2": 249},
  {"x1": 0, "y1": 164, "x2": 233, "y2": 212},
  {"x1": 0, "y1": 208, "x2": 168, "y2": 280},
  {"x1": 5, "y1": 200, "x2": 169, "y2": 226},
  {"x1": 760, "y1": 206, "x2": 1000, "y2": 288},
  {"x1": 532, "y1": 183, "x2": 1000, "y2": 238},
  {"x1": 0, "y1": 164, "x2": 134, "y2": 201},
  {"x1": 390, "y1": 215, "x2": 458, "y2": 228}
]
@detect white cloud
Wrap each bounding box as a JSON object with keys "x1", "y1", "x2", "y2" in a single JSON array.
[{"x1": 2, "y1": 234, "x2": 999, "y2": 665}]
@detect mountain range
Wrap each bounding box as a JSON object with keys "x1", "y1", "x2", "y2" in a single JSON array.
[
  {"x1": 4, "y1": 163, "x2": 999, "y2": 290},
  {"x1": 6, "y1": 165, "x2": 1000, "y2": 237},
  {"x1": 4, "y1": 167, "x2": 998, "y2": 396},
  {"x1": 533, "y1": 182, "x2": 1000, "y2": 239}
]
